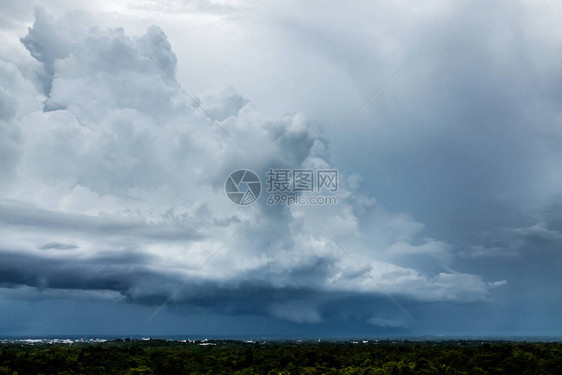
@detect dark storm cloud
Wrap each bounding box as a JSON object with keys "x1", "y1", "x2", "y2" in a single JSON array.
[
  {"x1": 324, "y1": 0, "x2": 562, "y2": 247},
  {"x1": 0, "y1": 200, "x2": 204, "y2": 242},
  {"x1": 0, "y1": 246, "x2": 408, "y2": 325},
  {"x1": 39, "y1": 242, "x2": 79, "y2": 250},
  {"x1": 0, "y1": 249, "x2": 156, "y2": 291}
]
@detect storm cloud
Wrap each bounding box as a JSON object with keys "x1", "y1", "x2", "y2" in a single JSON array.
[{"x1": 0, "y1": 1, "x2": 560, "y2": 336}]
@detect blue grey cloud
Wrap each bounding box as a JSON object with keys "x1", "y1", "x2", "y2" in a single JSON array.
[{"x1": 0, "y1": 1, "x2": 560, "y2": 336}]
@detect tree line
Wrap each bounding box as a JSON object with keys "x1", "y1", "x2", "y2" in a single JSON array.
[{"x1": 1, "y1": 339, "x2": 561, "y2": 374}]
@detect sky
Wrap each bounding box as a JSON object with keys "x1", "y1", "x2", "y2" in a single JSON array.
[{"x1": 0, "y1": 0, "x2": 561, "y2": 337}]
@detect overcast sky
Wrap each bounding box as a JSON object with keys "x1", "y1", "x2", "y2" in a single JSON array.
[{"x1": 1, "y1": 0, "x2": 562, "y2": 337}]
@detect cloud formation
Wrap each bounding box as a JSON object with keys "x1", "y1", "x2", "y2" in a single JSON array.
[{"x1": 0, "y1": 6, "x2": 507, "y2": 329}]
